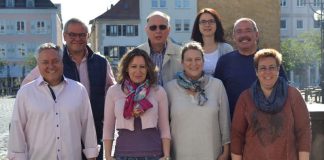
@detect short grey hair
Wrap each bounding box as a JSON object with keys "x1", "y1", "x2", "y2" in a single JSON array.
[
  {"x1": 233, "y1": 18, "x2": 258, "y2": 32},
  {"x1": 63, "y1": 18, "x2": 88, "y2": 33},
  {"x1": 146, "y1": 11, "x2": 170, "y2": 26},
  {"x1": 35, "y1": 43, "x2": 63, "y2": 62}
]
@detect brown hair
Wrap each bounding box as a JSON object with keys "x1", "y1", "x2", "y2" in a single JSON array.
[
  {"x1": 254, "y1": 48, "x2": 282, "y2": 68},
  {"x1": 117, "y1": 48, "x2": 158, "y2": 86},
  {"x1": 181, "y1": 41, "x2": 204, "y2": 62},
  {"x1": 191, "y1": 8, "x2": 226, "y2": 45}
]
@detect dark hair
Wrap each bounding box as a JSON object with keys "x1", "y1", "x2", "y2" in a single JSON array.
[
  {"x1": 117, "y1": 48, "x2": 158, "y2": 86},
  {"x1": 181, "y1": 41, "x2": 204, "y2": 62},
  {"x1": 191, "y1": 8, "x2": 226, "y2": 46},
  {"x1": 63, "y1": 18, "x2": 88, "y2": 33},
  {"x1": 253, "y1": 48, "x2": 282, "y2": 68}
]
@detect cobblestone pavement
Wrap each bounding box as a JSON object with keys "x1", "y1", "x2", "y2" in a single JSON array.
[{"x1": 0, "y1": 96, "x2": 15, "y2": 160}]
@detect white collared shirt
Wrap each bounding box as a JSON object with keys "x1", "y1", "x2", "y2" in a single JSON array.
[{"x1": 7, "y1": 76, "x2": 99, "y2": 160}]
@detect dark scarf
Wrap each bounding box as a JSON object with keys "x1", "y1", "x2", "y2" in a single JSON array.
[
  {"x1": 176, "y1": 71, "x2": 208, "y2": 106},
  {"x1": 123, "y1": 79, "x2": 153, "y2": 119},
  {"x1": 251, "y1": 77, "x2": 288, "y2": 114}
]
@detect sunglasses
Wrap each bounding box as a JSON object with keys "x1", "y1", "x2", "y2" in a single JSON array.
[{"x1": 149, "y1": 25, "x2": 168, "y2": 31}]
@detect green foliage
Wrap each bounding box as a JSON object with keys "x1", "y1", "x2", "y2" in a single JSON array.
[
  {"x1": 281, "y1": 30, "x2": 321, "y2": 72},
  {"x1": 24, "y1": 53, "x2": 37, "y2": 70}
]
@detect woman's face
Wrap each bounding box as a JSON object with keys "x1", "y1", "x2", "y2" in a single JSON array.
[
  {"x1": 182, "y1": 49, "x2": 204, "y2": 80},
  {"x1": 199, "y1": 13, "x2": 217, "y2": 38},
  {"x1": 256, "y1": 57, "x2": 279, "y2": 90},
  {"x1": 127, "y1": 56, "x2": 147, "y2": 84}
]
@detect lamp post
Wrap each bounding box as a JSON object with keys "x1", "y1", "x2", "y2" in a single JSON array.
[{"x1": 310, "y1": 0, "x2": 324, "y2": 103}]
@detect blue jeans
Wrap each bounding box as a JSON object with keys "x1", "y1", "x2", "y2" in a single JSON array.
[{"x1": 115, "y1": 156, "x2": 160, "y2": 160}]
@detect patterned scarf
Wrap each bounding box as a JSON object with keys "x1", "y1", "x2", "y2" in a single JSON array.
[
  {"x1": 123, "y1": 79, "x2": 153, "y2": 119},
  {"x1": 251, "y1": 77, "x2": 288, "y2": 114},
  {"x1": 176, "y1": 71, "x2": 208, "y2": 106}
]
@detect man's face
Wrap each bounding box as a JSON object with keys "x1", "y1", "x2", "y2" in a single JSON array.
[
  {"x1": 145, "y1": 15, "x2": 170, "y2": 46},
  {"x1": 63, "y1": 23, "x2": 88, "y2": 53},
  {"x1": 37, "y1": 49, "x2": 63, "y2": 86},
  {"x1": 233, "y1": 20, "x2": 259, "y2": 51}
]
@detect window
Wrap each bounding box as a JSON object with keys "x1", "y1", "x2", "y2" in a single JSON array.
[
  {"x1": 297, "y1": 0, "x2": 306, "y2": 6},
  {"x1": 123, "y1": 25, "x2": 138, "y2": 36},
  {"x1": 151, "y1": 0, "x2": 166, "y2": 8},
  {"x1": 297, "y1": 20, "x2": 304, "y2": 29},
  {"x1": 106, "y1": 25, "x2": 121, "y2": 36},
  {"x1": 104, "y1": 46, "x2": 119, "y2": 58},
  {"x1": 175, "y1": 19, "x2": 190, "y2": 32},
  {"x1": 314, "y1": 20, "x2": 320, "y2": 28},
  {"x1": 183, "y1": 19, "x2": 190, "y2": 31},
  {"x1": 280, "y1": 20, "x2": 287, "y2": 29},
  {"x1": 152, "y1": 0, "x2": 158, "y2": 7},
  {"x1": 280, "y1": 0, "x2": 287, "y2": 6},
  {"x1": 17, "y1": 21, "x2": 25, "y2": 33},
  {"x1": 0, "y1": 22, "x2": 5, "y2": 34},
  {"x1": 175, "y1": 0, "x2": 190, "y2": 8},
  {"x1": 175, "y1": 19, "x2": 182, "y2": 31},
  {"x1": 0, "y1": 47, "x2": 5, "y2": 57},
  {"x1": 314, "y1": 0, "x2": 321, "y2": 6},
  {"x1": 36, "y1": 21, "x2": 46, "y2": 33},
  {"x1": 6, "y1": 0, "x2": 14, "y2": 7},
  {"x1": 27, "y1": 0, "x2": 34, "y2": 7},
  {"x1": 160, "y1": 0, "x2": 166, "y2": 8},
  {"x1": 18, "y1": 44, "x2": 26, "y2": 56}
]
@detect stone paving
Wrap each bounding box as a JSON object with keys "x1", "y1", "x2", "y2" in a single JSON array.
[{"x1": 0, "y1": 96, "x2": 15, "y2": 160}]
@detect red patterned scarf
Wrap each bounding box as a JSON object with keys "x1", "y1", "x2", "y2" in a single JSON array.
[{"x1": 123, "y1": 79, "x2": 153, "y2": 119}]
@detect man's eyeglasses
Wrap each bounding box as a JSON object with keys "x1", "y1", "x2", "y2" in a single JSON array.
[
  {"x1": 199, "y1": 19, "x2": 216, "y2": 25},
  {"x1": 257, "y1": 65, "x2": 279, "y2": 73},
  {"x1": 66, "y1": 32, "x2": 88, "y2": 39},
  {"x1": 149, "y1": 25, "x2": 168, "y2": 31}
]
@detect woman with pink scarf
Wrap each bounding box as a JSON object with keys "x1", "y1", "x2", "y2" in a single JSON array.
[{"x1": 103, "y1": 48, "x2": 171, "y2": 160}]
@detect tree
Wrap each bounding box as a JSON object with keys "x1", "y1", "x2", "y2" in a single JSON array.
[
  {"x1": 0, "y1": 58, "x2": 6, "y2": 73},
  {"x1": 24, "y1": 53, "x2": 37, "y2": 71},
  {"x1": 280, "y1": 30, "x2": 321, "y2": 87},
  {"x1": 281, "y1": 30, "x2": 320, "y2": 72}
]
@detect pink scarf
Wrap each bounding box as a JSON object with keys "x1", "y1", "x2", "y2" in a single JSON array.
[{"x1": 123, "y1": 79, "x2": 153, "y2": 119}]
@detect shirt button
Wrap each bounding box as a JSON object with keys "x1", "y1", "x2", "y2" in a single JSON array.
[
  {"x1": 57, "y1": 124, "x2": 59, "y2": 127},
  {"x1": 57, "y1": 137, "x2": 59, "y2": 139},
  {"x1": 56, "y1": 113, "x2": 58, "y2": 115},
  {"x1": 58, "y1": 149, "x2": 60, "y2": 152}
]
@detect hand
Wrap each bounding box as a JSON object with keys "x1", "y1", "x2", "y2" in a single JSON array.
[
  {"x1": 159, "y1": 157, "x2": 171, "y2": 160},
  {"x1": 217, "y1": 153, "x2": 229, "y2": 160}
]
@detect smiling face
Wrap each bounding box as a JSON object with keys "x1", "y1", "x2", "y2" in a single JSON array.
[
  {"x1": 127, "y1": 56, "x2": 148, "y2": 84},
  {"x1": 37, "y1": 49, "x2": 63, "y2": 86},
  {"x1": 145, "y1": 15, "x2": 170, "y2": 47},
  {"x1": 63, "y1": 22, "x2": 88, "y2": 54},
  {"x1": 199, "y1": 13, "x2": 217, "y2": 38},
  {"x1": 256, "y1": 57, "x2": 279, "y2": 91},
  {"x1": 182, "y1": 49, "x2": 204, "y2": 80},
  {"x1": 233, "y1": 20, "x2": 259, "y2": 54}
]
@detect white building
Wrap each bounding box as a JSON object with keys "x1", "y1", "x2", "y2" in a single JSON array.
[
  {"x1": 280, "y1": 0, "x2": 321, "y2": 87},
  {"x1": 89, "y1": 0, "x2": 197, "y2": 66}
]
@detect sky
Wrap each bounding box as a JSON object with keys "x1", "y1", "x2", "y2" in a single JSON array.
[{"x1": 50, "y1": 0, "x2": 119, "y2": 28}]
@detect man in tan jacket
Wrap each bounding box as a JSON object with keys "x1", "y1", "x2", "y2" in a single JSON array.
[{"x1": 137, "y1": 11, "x2": 182, "y2": 86}]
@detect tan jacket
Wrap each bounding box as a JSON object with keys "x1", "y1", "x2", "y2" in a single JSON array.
[{"x1": 137, "y1": 39, "x2": 182, "y2": 84}]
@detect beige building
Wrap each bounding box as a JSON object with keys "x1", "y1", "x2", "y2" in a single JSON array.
[{"x1": 198, "y1": 0, "x2": 280, "y2": 50}]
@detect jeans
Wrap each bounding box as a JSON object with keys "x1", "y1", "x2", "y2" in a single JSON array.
[{"x1": 115, "y1": 156, "x2": 160, "y2": 160}]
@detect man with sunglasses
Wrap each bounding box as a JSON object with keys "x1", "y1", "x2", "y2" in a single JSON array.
[
  {"x1": 21, "y1": 18, "x2": 116, "y2": 160},
  {"x1": 213, "y1": 18, "x2": 287, "y2": 119},
  {"x1": 137, "y1": 11, "x2": 182, "y2": 86}
]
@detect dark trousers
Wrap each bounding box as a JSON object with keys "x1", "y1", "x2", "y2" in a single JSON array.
[{"x1": 82, "y1": 121, "x2": 103, "y2": 160}]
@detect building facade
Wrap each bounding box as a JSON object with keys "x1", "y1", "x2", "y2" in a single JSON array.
[
  {"x1": 89, "y1": 0, "x2": 197, "y2": 66},
  {"x1": 280, "y1": 0, "x2": 321, "y2": 87},
  {"x1": 0, "y1": 0, "x2": 62, "y2": 93}
]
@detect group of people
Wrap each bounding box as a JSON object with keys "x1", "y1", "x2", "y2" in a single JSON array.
[{"x1": 7, "y1": 8, "x2": 311, "y2": 160}]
